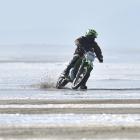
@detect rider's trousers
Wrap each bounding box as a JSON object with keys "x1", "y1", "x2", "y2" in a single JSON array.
[{"x1": 63, "y1": 54, "x2": 80, "y2": 75}]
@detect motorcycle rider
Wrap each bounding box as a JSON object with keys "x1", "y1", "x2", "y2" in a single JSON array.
[{"x1": 62, "y1": 29, "x2": 103, "y2": 89}]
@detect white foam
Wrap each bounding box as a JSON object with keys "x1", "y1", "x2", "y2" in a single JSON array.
[
  {"x1": 1, "y1": 104, "x2": 140, "y2": 109},
  {"x1": 0, "y1": 114, "x2": 140, "y2": 127}
]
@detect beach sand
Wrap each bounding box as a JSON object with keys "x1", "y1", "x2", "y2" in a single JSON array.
[{"x1": 0, "y1": 97, "x2": 140, "y2": 140}]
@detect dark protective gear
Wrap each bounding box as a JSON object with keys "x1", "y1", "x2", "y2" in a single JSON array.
[
  {"x1": 62, "y1": 34, "x2": 103, "y2": 89},
  {"x1": 80, "y1": 85, "x2": 87, "y2": 90},
  {"x1": 75, "y1": 36, "x2": 103, "y2": 62},
  {"x1": 80, "y1": 66, "x2": 93, "y2": 89},
  {"x1": 62, "y1": 54, "x2": 81, "y2": 76}
]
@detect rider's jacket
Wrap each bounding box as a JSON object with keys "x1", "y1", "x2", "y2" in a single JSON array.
[{"x1": 74, "y1": 36, "x2": 103, "y2": 62}]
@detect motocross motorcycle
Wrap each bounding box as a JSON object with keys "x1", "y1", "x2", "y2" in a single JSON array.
[{"x1": 56, "y1": 51, "x2": 96, "y2": 89}]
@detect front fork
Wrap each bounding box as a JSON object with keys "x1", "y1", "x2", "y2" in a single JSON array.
[
  {"x1": 70, "y1": 58, "x2": 93, "y2": 82},
  {"x1": 82, "y1": 59, "x2": 93, "y2": 72},
  {"x1": 74, "y1": 59, "x2": 93, "y2": 82}
]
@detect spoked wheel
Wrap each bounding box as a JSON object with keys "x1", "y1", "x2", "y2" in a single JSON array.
[
  {"x1": 72, "y1": 67, "x2": 88, "y2": 89},
  {"x1": 56, "y1": 76, "x2": 69, "y2": 89}
]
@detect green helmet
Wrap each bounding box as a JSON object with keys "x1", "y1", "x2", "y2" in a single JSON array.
[{"x1": 85, "y1": 29, "x2": 98, "y2": 38}]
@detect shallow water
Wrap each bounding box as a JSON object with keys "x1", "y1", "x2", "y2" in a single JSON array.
[
  {"x1": 0, "y1": 61, "x2": 140, "y2": 101},
  {"x1": 0, "y1": 114, "x2": 140, "y2": 126},
  {"x1": 0, "y1": 62, "x2": 140, "y2": 90}
]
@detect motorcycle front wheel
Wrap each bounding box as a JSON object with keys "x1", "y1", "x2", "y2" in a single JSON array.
[{"x1": 72, "y1": 67, "x2": 90, "y2": 89}]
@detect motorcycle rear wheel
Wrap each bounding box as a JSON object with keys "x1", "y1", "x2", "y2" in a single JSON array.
[{"x1": 56, "y1": 76, "x2": 69, "y2": 89}]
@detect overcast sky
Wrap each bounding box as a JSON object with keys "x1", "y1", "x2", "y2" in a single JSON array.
[{"x1": 0, "y1": 0, "x2": 140, "y2": 49}]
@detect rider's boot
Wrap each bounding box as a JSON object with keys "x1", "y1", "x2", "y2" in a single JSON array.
[
  {"x1": 80, "y1": 75, "x2": 89, "y2": 90},
  {"x1": 80, "y1": 67, "x2": 93, "y2": 90},
  {"x1": 80, "y1": 85, "x2": 87, "y2": 90}
]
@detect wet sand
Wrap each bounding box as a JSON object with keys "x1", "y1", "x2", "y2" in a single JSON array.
[
  {"x1": 0, "y1": 98, "x2": 140, "y2": 139},
  {"x1": 0, "y1": 99, "x2": 140, "y2": 114},
  {"x1": 1, "y1": 125, "x2": 140, "y2": 140}
]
